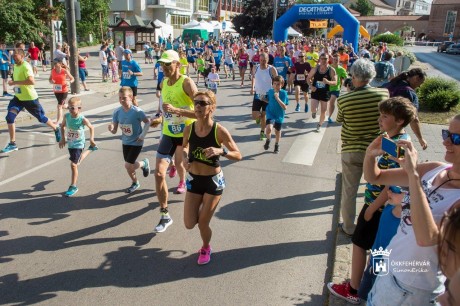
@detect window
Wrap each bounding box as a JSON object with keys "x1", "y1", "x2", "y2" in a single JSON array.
[
  {"x1": 444, "y1": 10, "x2": 457, "y2": 36},
  {"x1": 198, "y1": 0, "x2": 209, "y2": 11},
  {"x1": 170, "y1": 14, "x2": 190, "y2": 29},
  {"x1": 176, "y1": 0, "x2": 190, "y2": 9}
]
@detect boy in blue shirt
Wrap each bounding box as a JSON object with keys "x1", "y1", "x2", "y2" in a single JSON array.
[
  {"x1": 120, "y1": 49, "x2": 142, "y2": 107},
  {"x1": 108, "y1": 87, "x2": 151, "y2": 193},
  {"x1": 59, "y1": 97, "x2": 97, "y2": 197},
  {"x1": 264, "y1": 76, "x2": 289, "y2": 154}
]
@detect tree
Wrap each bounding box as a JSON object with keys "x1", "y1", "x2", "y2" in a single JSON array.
[
  {"x1": 350, "y1": 0, "x2": 374, "y2": 16},
  {"x1": 0, "y1": 0, "x2": 52, "y2": 44}
]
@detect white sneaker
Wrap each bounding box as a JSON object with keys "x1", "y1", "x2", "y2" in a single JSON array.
[{"x1": 155, "y1": 214, "x2": 173, "y2": 233}]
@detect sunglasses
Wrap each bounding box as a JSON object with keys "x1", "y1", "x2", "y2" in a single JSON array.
[
  {"x1": 68, "y1": 106, "x2": 82, "y2": 110},
  {"x1": 194, "y1": 100, "x2": 211, "y2": 107},
  {"x1": 160, "y1": 62, "x2": 173, "y2": 66},
  {"x1": 442, "y1": 129, "x2": 460, "y2": 145},
  {"x1": 298, "y1": 55, "x2": 304, "y2": 57},
  {"x1": 389, "y1": 186, "x2": 403, "y2": 194}
]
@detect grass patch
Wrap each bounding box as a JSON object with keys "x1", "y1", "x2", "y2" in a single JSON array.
[{"x1": 418, "y1": 103, "x2": 460, "y2": 125}]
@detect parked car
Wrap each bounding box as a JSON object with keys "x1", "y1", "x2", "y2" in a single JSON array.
[
  {"x1": 437, "y1": 41, "x2": 455, "y2": 52},
  {"x1": 446, "y1": 44, "x2": 460, "y2": 55}
]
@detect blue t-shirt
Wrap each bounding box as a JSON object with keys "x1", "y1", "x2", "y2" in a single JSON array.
[
  {"x1": 65, "y1": 113, "x2": 86, "y2": 149},
  {"x1": 195, "y1": 47, "x2": 204, "y2": 56},
  {"x1": 186, "y1": 47, "x2": 196, "y2": 61},
  {"x1": 0, "y1": 50, "x2": 9, "y2": 71},
  {"x1": 155, "y1": 62, "x2": 164, "y2": 85},
  {"x1": 266, "y1": 89, "x2": 289, "y2": 123},
  {"x1": 273, "y1": 56, "x2": 292, "y2": 80},
  {"x1": 120, "y1": 60, "x2": 142, "y2": 87},
  {"x1": 112, "y1": 106, "x2": 147, "y2": 146},
  {"x1": 370, "y1": 204, "x2": 400, "y2": 261},
  {"x1": 213, "y1": 49, "x2": 223, "y2": 65}
]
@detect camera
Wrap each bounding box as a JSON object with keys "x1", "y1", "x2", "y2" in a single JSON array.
[{"x1": 344, "y1": 77, "x2": 354, "y2": 91}]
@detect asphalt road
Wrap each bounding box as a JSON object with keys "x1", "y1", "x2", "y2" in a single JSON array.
[
  {"x1": 0, "y1": 56, "x2": 342, "y2": 305},
  {"x1": 406, "y1": 45, "x2": 460, "y2": 81}
]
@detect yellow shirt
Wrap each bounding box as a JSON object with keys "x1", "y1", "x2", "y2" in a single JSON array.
[
  {"x1": 179, "y1": 58, "x2": 188, "y2": 75},
  {"x1": 13, "y1": 61, "x2": 38, "y2": 101},
  {"x1": 161, "y1": 75, "x2": 195, "y2": 137},
  {"x1": 306, "y1": 52, "x2": 319, "y2": 68}
]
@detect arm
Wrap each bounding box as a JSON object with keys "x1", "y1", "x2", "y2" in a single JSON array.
[
  {"x1": 9, "y1": 75, "x2": 35, "y2": 86},
  {"x1": 83, "y1": 118, "x2": 96, "y2": 147},
  {"x1": 49, "y1": 71, "x2": 53, "y2": 84},
  {"x1": 182, "y1": 124, "x2": 191, "y2": 171},
  {"x1": 409, "y1": 117, "x2": 428, "y2": 150},
  {"x1": 274, "y1": 92, "x2": 287, "y2": 110},
  {"x1": 270, "y1": 66, "x2": 278, "y2": 78},
  {"x1": 108, "y1": 122, "x2": 118, "y2": 134},
  {"x1": 364, "y1": 186, "x2": 389, "y2": 221},
  {"x1": 137, "y1": 117, "x2": 151, "y2": 141},
  {"x1": 324, "y1": 67, "x2": 337, "y2": 86},
  {"x1": 206, "y1": 124, "x2": 241, "y2": 161},
  {"x1": 66, "y1": 70, "x2": 75, "y2": 83},
  {"x1": 59, "y1": 116, "x2": 67, "y2": 149}
]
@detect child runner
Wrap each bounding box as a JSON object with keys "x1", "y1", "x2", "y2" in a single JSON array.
[
  {"x1": 108, "y1": 87, "x2": 151, "y2": 193},
  {"x1": 263, "y1": 76, "x2": 289, "y2": 154},
  {"x1": 59, "y1": 97, "x2": 97, "y2": 197},
  {"x1": 206, "y1": 66, "x2": 220, "y2": 94}
]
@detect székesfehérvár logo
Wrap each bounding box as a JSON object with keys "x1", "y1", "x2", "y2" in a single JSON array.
[
  {"x1": 298, "y1": 6, "x2": 334, "y2": 15},
  {"x1": 371, "y1": 247, "x2": 391, "y2": 276}
]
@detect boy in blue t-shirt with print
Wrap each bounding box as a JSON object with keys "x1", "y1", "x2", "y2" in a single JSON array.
[
  {"x1": 59, "y1": 97, "x2": 97, "y2": 197},
  {"x1": 264, "y1": 76, "x2": 289, "y2": 154},
  {"x1": 108, "y1": 87, "x2": 151, "y2": 194}
]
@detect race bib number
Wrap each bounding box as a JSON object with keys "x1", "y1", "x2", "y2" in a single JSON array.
[
  {"x1": 208, "y1": 82, "x2": 217, "y2": 89},
  {"x1": 66, "y1": 129, "x2": 81, "y2": 142},
  {"x1": 316, "y1": 81, "x2": 325, "y2": 89},
  {"x1": 14, "y1": 87, "x2": 21, "y2": 94},
  {"x1": 120, "y1": 124, "x2": 133, "y2": 136},
  {"x1": 122, "y1": 72, "x2": 131, "y2": 79},
  {"x1": 53, "y1": 84, "x2": 63, "y2": 91},
  {"x1": 307, "y1": 56, "x2": 312, "y2": 60},
  {"x1": 296, "y1": 74, "x2": 306, "y2": 81},
  {"x1": 212, "y1": 171, "x2": 226, "y2": 191},
  {"x1": 167, "y1": 123, "x2": 185, "y2": 134},
  {"x1": 276, "y1": 66, "x2": 284, "y2": 73}
]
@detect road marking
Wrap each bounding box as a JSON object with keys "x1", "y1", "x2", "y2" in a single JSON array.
[
  {"x1": 0, "y1": 155, "x2": 68, "y2": 187},
  {"x1": 282, "y1": 128, "x2": 325, "y2": 166}
]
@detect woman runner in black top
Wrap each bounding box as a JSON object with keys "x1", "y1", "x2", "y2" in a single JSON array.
[{"x1": 182, "y1": 90, "x2": 242, "y2": 265}]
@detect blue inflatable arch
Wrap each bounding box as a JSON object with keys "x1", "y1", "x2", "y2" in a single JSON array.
[{"x1": 273, "y1": 4, "x2": 360, "y2": 53}]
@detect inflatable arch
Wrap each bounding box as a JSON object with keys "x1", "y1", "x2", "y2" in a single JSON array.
[
  {"x1": 327, "y1": 25, "x2": 370, "y2": 40},
  {"x1": 273, "y1": 4, "x2": 360, "y2": 53}
]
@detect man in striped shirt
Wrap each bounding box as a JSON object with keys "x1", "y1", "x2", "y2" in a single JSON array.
[{"x1": 336, "y1": 58, "x2": 389, "y2": 236}]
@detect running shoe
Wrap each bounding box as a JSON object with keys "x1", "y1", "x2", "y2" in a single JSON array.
[
  {"x1": 264, "y1": 139, "x2": 270, "y2": 150},
  {"x1": 328, "y1": 117, "x2": 333, "y2": 124},
  {"x1": 274, "y1": 144, "x2": 279, "y2": 154},
  {"x1": 155, "y1": 213, "x2": 173, "y2": 233},
  {"x1": 1, "y1": 143, "x2": 18, "y2": 153},
  {"x1": 65, "y1": 185, "x2": 79, "y2": 197},
  {"x1": 169, "y1": 165, "x2": 177, "y2": 178},
  {"x1": 255, "y1": 117, "x2": 261, "y2": 125},
  {"x1": 197, "y1": 246, "x2": 212, "y2": 265},
  {"x1": 327, "y1": 282, "x2": 361, "y2": 305},
  {"x1": 176, "y1": 181, "x2": 186, "y2": 194},
  {"x1": 312, "y1": 112, "x2": 316, "y2": 119},
  {"x1": 295, "y1": 104, "x2": 300, "y2": 112},
  {"x1": 305, "y1": 104, "x2": 309, "y2": 113},
  {"x1": 54, "y1": 127, "x2": 62, "y2": 142},
  {"x1": 88, "y1": 145, "x2": 98, "y2": 151},
  {"x1": 142, "y1": 158, "x2": 150, "y2": 177},
  {"x1": 260, "y1": 131, "x2": 267, "y2": 141},
  {"x1": 316, "y1": 124, "x2": 321, "y2": 133},
  {"x1": 126, "y1": 181, "x2": 140, "y2": 193}
]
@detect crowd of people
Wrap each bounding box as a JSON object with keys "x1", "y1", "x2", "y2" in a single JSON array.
[{"x1": 1, "y1": 34, "x2": 459, "y2": 305}]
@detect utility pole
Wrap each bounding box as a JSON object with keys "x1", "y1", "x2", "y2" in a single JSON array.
[
  {"x1": 272, "y1": 0, "x2": 278, "y2": 40},
  {"x1": 65, "y1": 0, "x2": 80, "y2": 94},
  {"x1": 49, "y1": 0, "x2": 56, "y2": 64}
]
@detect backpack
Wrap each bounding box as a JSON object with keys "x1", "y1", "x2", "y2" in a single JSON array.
[{"x1": 375, "y1": 61, "x2": 390, "y2": 80}]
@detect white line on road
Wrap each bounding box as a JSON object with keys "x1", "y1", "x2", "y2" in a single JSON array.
[{"x1": 282, "y1": 128, "x2": 325, "y2": 166}]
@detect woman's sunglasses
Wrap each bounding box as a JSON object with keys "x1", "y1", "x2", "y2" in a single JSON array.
[
  {"x1": 160, "y1": 62, "x2": 173, "y2": 67},
  {"x1": 389, "y1": 186, "x2": 403, "y2": 194},
  {"x1": 194, "y1": 100, "x2": 211, "y2": 107},
  {"x1": 442, "y1": 129, "x2": 460, "y2": 145}
]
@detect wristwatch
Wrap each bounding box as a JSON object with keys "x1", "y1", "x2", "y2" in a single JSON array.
[{"x1": 221, "y1": 147, "x2": 228, "y2": 156}]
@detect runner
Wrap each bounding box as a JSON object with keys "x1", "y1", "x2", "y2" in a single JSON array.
[
  {"x1": 186, "y1": 42, "x2": 197, "y2": 74},
  {"x1": 223, "y1": 42, "x2": 235, "y2": 80},
  {"x1": 327, "y1": 53, "x2": 347, "y2": 123},
  {"x1": 49, "y1": 59, "x2": 75, "y2": 124},
  {"x1": 154, "y1": 50, "x2": 197, "y2": 233},
  {"x1": 273, "y1": 46, "x2": 292, "y2": 90},
  {"x1": 59, "y1": 97, "x2": 97, "y2": 197},
  {"x1": 236, "y1": 46, "x2": 249, "y2": 87},
  {"x1": 120, "y1": 49, "x2": 143, "y2": 107},
  {"x1": 0, "y1": 43, "x2": 12, "y2": 97},
  {"x1": 27, "y1": 42, "x2": 40, "y2": 77},
  {"x1": 1, "y1": 47, "x2": 61, "y2": 154},
  {"x1": 182, "y1": 90, "x2": 242, "y2": 265},
  {"x1": 293, "y1": 51, "x2": 311, "y2": 112},
  {"x1": 108, "y1": 87, "x2": 150, "y2": 193}
]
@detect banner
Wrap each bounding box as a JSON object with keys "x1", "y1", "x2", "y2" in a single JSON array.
[{"x1": 310, "y1": 20, "x2": 327, "y2": 28}]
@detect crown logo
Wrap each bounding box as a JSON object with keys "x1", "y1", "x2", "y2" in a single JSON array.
[{"x1": 371, "y1": 247, "x2": 392, "y2": 257}]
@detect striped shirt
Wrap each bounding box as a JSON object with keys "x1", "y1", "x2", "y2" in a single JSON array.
[{"x1": 337, "y1": 87, "x2": 389, "y2": 153}]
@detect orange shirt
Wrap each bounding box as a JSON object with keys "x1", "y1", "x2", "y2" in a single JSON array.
[
  {"x1": 51, "y1": 68, "x2": 68, "y2": 93},
  {"x1": 339, "y1": 53, "x2": 350, "y2": 70}
]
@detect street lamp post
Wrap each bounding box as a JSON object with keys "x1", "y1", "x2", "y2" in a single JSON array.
[{"x1": 272, "y1": 0, "x2": 278, "y2": 40}]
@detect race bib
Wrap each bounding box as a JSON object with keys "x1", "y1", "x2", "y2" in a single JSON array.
[
  {"x1": 122, "y1": 72, "x2": 131, "y2": 79},
  {"x1": 307, "y1": 56, "x2": 312, "y2": 60},
  {"x1": 53, "y1": 84, "x2": 63, "y2": 91},
  {"x1": 120, "y1": 124, "x2": 133, "y2": 136},
  {"x1": 296, "y1": 74, "x2": 306, "y2": 81},
  {"x1": 14, "y1": 87, "x2": 21, "y2": 94},
  {"x1": 66, "y1": 129, "x2": 81, "y2": 142},
  {"x1": 316, "y1": 81, "x2": 325, "y2": 89},
  {"x1": 167, "y1": 123, "x2": 185, "y2": 134},
  {"x1": 208, "y1": 82, "x2": 217, "y2": 89},
  {"x1": 276, "y1": 66, "x2": 284, "y2": 73},
  {"x1": 212, "y1": 171, "x2": 226, "y2": 191}
]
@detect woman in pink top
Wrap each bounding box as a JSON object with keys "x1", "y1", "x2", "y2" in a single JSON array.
[
  {"x1": 49, "y1": 59, "x2": 75, "y2": 124},
  {"x1": 237, "y1": 47, "x2": 249, "y2": 87}
]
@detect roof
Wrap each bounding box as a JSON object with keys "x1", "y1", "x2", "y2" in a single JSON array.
[
  {"x1": 111, "y1": 15, "x2": 153, "y2": 28},
  {"x1": 357, "y1": 15, "x2": 429, "y2": 21},
  {"x1": 432, "y1": 0, "x2": 460, "y2": 4},
  {"x1": 347, "y1": 7, "x2": 361, "y2": 15},
  {"x1": 368, "y1": 0, "x2": 395, "y2": 10}
]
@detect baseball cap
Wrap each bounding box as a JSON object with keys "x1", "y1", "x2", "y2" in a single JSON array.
[
  {"x1": 158, "y1": 50, "x2": 180, "y2": 63},
  {"x1": 123, "y1": 49, "x2": 132, "y2": 55}
]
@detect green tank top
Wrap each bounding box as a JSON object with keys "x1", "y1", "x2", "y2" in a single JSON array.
[
  {"x1": 161, "y1": 75, "x2": 195, "y2": 137},
  {"x1": 65, "y1": 113, "x2": 86, "y2": 149}
]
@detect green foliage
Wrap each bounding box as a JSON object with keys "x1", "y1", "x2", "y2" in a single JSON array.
[
  {"x1": 371, "y1": 33, "x2": 404, "y2": 47},
  {"x1": 418, "y1": 78, "x2": 460, "y2": 112},
  {"x1": 0, "y1": 0, "x2": 52, "y2": 44},
  {"x1": 350, "y1": 0, "x2": 374, "y2": 16},
  {"x1": 387, "y1": 46, "x2": 416, "y2": 64}
]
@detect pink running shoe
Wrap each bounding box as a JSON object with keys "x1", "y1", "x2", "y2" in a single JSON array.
[
  {"x1": 169, "y1": 165, "x2": 177, "y2": 178},
  {"x1": 176, "y1": 181, "x2": 186, "y2": 194},
  {"x1": 197, "y1": 246, "x2": 212, "y2": 265}
]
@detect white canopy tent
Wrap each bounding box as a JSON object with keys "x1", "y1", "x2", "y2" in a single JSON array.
[
  {"x1": 153, "y1": 19, "x2": 174, "y2": 42},
  {"x1": 198, "y1": 21, "x2": 215, "y2": 33},
  {"x1": 181, "y1": 20, "x2": 200, "y2": 29},
  {"x1": 287, "y1": 27, "x2": 302, "y2": 37}
]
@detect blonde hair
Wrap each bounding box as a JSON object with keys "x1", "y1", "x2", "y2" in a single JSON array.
[
  {"x1": 194, "y1": 90, "x2": 216, "y2": 106},
  {"x1": 119, "y1": 86, "x2": 133, "y2": 96},
  {"x1": 68, "y1": 97, "x2": 81, "y2": 105}
]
